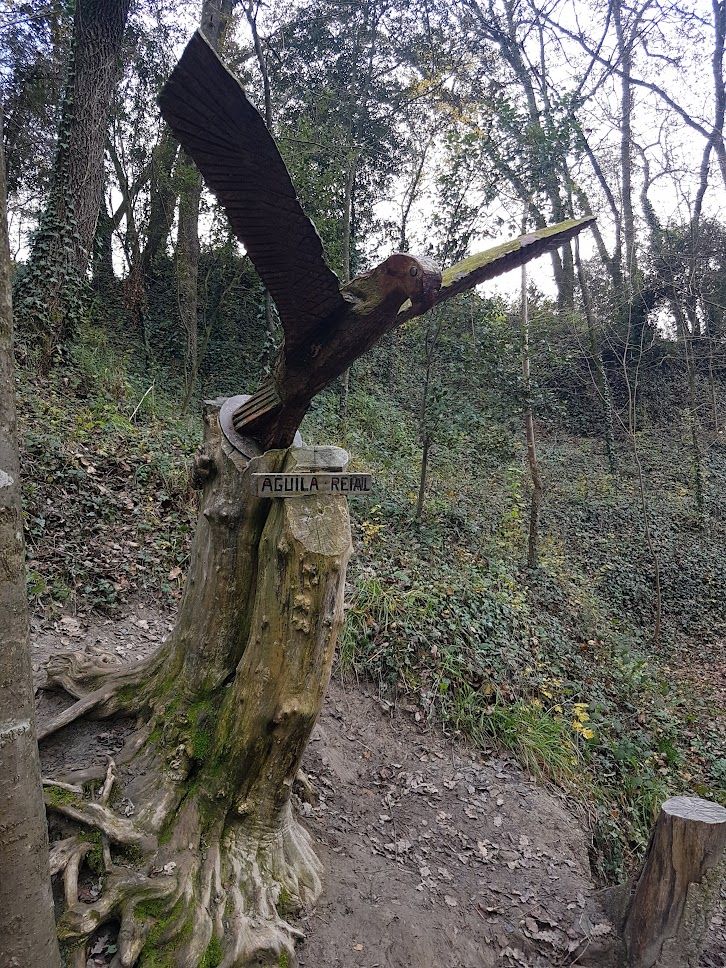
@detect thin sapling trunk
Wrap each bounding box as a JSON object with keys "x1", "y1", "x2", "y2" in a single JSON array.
[{"x1": 520, "y1": 263, "x2": 542, "y2": 569}]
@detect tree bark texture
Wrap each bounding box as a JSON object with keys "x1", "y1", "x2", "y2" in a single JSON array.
[
  {"x1": 63, "y1": 0, "x2": 132, "y2": 270},
  {"x1": 13, "y1": 0, "x2": 131, "y2": 358},
  {"x1": 40, "y1": 402, "x2": 352, "y2": 966},
  {"x1": 622, "y1": 796, "x2": 726, "y2": 968},
  {"x1": 0, "y1": 113, "x2": 61, "y2": 968}
]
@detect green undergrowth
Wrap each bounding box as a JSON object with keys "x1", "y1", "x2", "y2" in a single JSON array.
[
  {"x1": 21, "y1": 327, "x2": 726, "y2": 884},
  {"x1": 308, "y1": 384, "x2": 726, "y2": 880},
  {"x1": 18, "y1": 323, "x2": 199, "y2": 615}
]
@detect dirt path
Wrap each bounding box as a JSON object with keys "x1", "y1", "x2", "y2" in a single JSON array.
[
  {"x1": 33, "y1": 606, "x2": 724, "y2": 968},
  {"x1": 296, "y1": 683, "x2": 615, "y2": 968}
]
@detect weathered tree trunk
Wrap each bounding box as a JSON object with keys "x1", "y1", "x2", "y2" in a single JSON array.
[
  {"x1": 0, "y1": 111, "x2": 61, "y2": 968},
  {"x1": 622, "y1": 796, "x2": 726, "y2": 967},
  {"x1": 41, "y1": 402, "x2": 352, "y2": 966},
  {"x1": 13, "y1": 0, "x2": 131, "y2": 360}
]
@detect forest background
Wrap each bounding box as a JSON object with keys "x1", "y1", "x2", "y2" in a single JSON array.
[{"x1": 2, "y1": 0, "x2": 726, "y2": 883}]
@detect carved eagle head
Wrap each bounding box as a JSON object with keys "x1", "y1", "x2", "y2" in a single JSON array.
[{"x1": 381, "y1": 253, "x2": 443, "y2": 313}]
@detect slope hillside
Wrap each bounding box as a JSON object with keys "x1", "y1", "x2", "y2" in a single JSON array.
[{"x1": 20, "y1": 325, "x2": 726, "y2": 890}]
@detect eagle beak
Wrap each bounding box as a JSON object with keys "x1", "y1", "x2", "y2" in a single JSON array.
[{"x1": 411, "y1": 266, "x2": 442, "y2": 313}]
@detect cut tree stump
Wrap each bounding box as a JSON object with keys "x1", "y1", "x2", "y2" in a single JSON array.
[
  {"x1": 622, "y1": 795, "x2": 726, "y2": 967},
  {"x1": 40, "y1": 400, "x2": 354, "y2": 966}
]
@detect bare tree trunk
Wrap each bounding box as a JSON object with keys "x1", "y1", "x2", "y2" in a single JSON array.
[
  {"x1": 669, "y1": 294, "x2": 706, "y2": 529},
  {"x1": 140, "y1": 127, "x2": 179, "y2": 279},
  {"x1": 462, "y1": 0, "x2": 574, "y2": 308},
  {"x1": 0, "y1": 111, "x2": 61, "y2": 968},
  {"x1": 386, "y1": 137, "x2": 431, "y2": 390},
  {"x1": 339, "y1": 154, "x2": 357, "y2": 430},
  {"x1": 244, "y1": 2, "x2": 277, "y2": 343},
  {"x1": 415, "y1": 436, "x2": 431, "y2": 523},
  {"x1": 336, "y1": 0, "x2": 380, "y2": 430},
  {"x1": 520, "y1": 263, "x2": 542, "y2": 568},
  {"x1": 176, "y1": 0, "x2": 237, "y2": 410},
  {"x1": 710, "y1": 0, "x2": 726, "y2": 187},
  {"x1": 13, "y1": 0, "x2": 131, "y2": 361},
  {"x1": 177, "y1": 153, "x2": 203, "y2": 410},
  {"x1": 245, "y1": 0, "x2": 272, "y2": 128},
  {"x1": 92, "y1": 196, "x2": 116, "y2": 293},
  {"x1": 415, "y1": 314, "x2": 440, "y2": 524},
  {"x1": 617, "y1": 273, "x2": 663, "y2": 641},
  {"x1": 641, "y1": 159, "x2": 706, "y2": 530},
  {"x1": 623, "y1": 318, "x2": 663, "y2": 644},
  {"x1": 109, "y1": 138, "x2": 150, "y2": 359},
  {"x1": 614, "y1": 0, "x2": 637, "y2": 286},
  {"x1": 705, "y1": 315, "x2": 719, "y2": 431},
  {"x1": 573, "y1": 236, "x2": 618, "y2": 473}
]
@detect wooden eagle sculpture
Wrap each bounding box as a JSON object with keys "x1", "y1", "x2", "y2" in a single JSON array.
[{"x1": 159, "y1": 31, "x2": 594, "y2": 453}]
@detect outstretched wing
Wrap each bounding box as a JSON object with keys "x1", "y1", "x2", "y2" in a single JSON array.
[
  {"x1": 438, "y1": 217, "x2": 595, "y2": 302},
  {"x1": 397, "y1": 217, "x2": 595, "y2": 322},
  {"x1": 158, "y1": 30, "x2": 345, "y2": 347}
]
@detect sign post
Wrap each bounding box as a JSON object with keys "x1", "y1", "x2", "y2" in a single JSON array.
[{"x1": 253, "y1": 472, "x2": 372, "y2": 497}]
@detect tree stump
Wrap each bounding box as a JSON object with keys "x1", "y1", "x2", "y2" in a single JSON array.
[
  {"x1": 622, "y1": 795, "x2": 726, "y2": 967},
  {"x1": 40, "y1": 400, "x2": 353, "y2": 966}
]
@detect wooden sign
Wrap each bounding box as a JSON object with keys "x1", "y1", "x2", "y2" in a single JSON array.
[{"x1": 253, "y1": 473, "x2": 372, "y2": 497}]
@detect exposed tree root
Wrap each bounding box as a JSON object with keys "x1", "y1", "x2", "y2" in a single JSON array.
[
  {"x1": 45, "y1": 642, "x2": 162, "y2": 700},
  {"x1": 40, "y1": 649, "x2": 166, "y2": 740},
  {"x1": 43, "y1": 778, "x2": 84, "y2": 795},
  {"x1": 62, "y1": 840, "x2": 93, "y2": 908},
  {"x1": 47, "y1": 796, "x2": 147, "y2": 846},
  {"x1": 46, "y1": 780, "x2": 323, "y2": 967},
  {"x1": 39, "y1": 684, "x2": 123, "y2": 741},
  {"x1": 49, "y1": 835, "x2": 89, "y2": 876}
]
